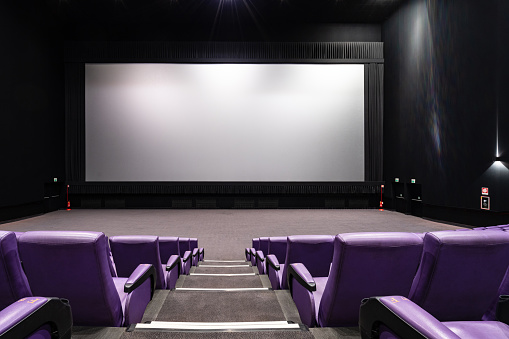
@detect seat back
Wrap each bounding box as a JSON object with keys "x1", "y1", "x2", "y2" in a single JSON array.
[
  {"x1": 18, "y1": 231, "x2": 124, "y2": 327},
  {"x1": 159, "y1": 237, "x2": 180, "y2": 264},
  {"x1": 0, "y1": 231, "x2": 32, "y2": 309},
  {"x1": 259, "y1": 237, "x2": 269, "y2": 255},
  {"x1": 409, "y1": 231, "x2": 509, "y2": 321},
  {"x1": 178, "y1": 238, "x2": 190, "y2": 257},
  {"x1": 252, "y1": 238, "x2": 260, "y2": 250},
  {"x1": 190, "y1": 238, "x2": 198, "y2": 250},
  {"x1": 268, "y1": 237, "x2": 287, "y2": 263},
  {"x1": 109, "y1": 235, "x2": 165, "y2": 289},
  {"x1": 282, "y1": 235, "x2": 334, "y2": 289},
  {"x1": 318, "y1": 232, "x2": 423, "y2": 327}
]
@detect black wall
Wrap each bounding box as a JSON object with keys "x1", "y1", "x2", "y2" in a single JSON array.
[
  {"x1": 0, "y1": 2, "x2": 380, "y2": 221},
  {"x1": 4, "y1": 0, "x2": 508, "y2": 225},
  {"x1": 383, "y1": 0, "x2": 509, "y2": 223},
  {"x1": 0, "y1": 2, "x2": 65, "y2": 220}
]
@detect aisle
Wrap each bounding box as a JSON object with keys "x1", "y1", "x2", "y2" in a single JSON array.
[{"x1": 120, "y1": 259, "x2": 314, "y2": 338}]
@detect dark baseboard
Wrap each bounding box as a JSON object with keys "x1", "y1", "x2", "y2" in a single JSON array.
[
  {"x1": 0, "y1": 201, "x2": 45, "y2": 224},
  {"x1": 422, "y1": 204, "x2": 509, "y2": 228}
]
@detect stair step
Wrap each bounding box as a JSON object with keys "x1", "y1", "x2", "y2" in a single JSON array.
[{"x1": 134, "y1": 320, "x2": 302, "y2": 332}]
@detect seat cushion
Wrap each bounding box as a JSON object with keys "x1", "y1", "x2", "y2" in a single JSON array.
[
  {"x1": 313, "y1": 277, "x2": 329, "y2": 322},
  {"x1": 277, "y1": 264, "x2": 285, "y2": 288},
  {"x1": 112, "y1": 277, "x2": 128, "y2": 322},
  {"x1": 444, "y1": 321, "x2": 509, "y2": 339},
  {"x1": 161, "y1": 264, "x2": 169, "y2": 288}
]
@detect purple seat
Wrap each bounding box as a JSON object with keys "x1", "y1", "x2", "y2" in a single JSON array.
[
  {"x1": 410, "y1": 231, "x2": 509, "y2": 321},
  {"x1": 18, "y1": 231, "x2": 156, "y2": 327},
  {"x1": 178, "y1": 237, "x2": 192, "y2": 275},
  {"x1": 289, "y1": 232, "x2": 423, "y2": 327},
  {"x1": 190, "y1": 238, "x2": 203, "y2": 266},
  {"x1": 360, "y1": 296, "x2": 509, "y2": 339},
  {"x1": 0, "y1": 297, "x2": 72, "y2": 339},
  {"x1": 109, "y1": 235, "x2": 180, "y2": 290},
  {"x1": 247, "y1": 238, "x2": 260, "y2": 266},
  {"x1": 268, "y1": 237, "x2": 287, "y2": 263},
  {"x1": 255, "y1": 237, "x2": 269, "y2": 274},
  {"x1": 0, "y1": 231, "x2": 32, "y2": 310},
  {"x1": 359, "y1": 230, "x2": 509, "y2": 338},
  {"x1": 267, "y1": 235, "x2": 334, "y2": 291},
  {"x1": 0, "y1": 231, "x2": 72, "y2": 337},
  {"x1": 264, "y1": 237, "x2": 287, "y2": 282}
]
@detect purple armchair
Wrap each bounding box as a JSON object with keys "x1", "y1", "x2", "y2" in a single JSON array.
[
  {"x1": 0, "y1": 230, "x2": 73, "y2": 338},
  {"x1": 0, "y1": 297, "x2": 72, "y2": 339},
  {"x1": 178, "y1": 237, "x2": 192, "y2": 275},
  {"x1": 159, "y1": 237, "x2": 189, "y2": 276},
  {"x1": 267, "y1": 235, "x2": 334, "y2": 291},
  {"x1": 247, "y1": 238, "x2": 260, "y2": 266},
  {"x1": 18, "y1": 231, "x2": 156, "y2": 327},
  {"x1": 359, "y1": 230, "x2": 509, "y2": 338},
  {"x1": 0, "y1": 231, "x2": 32, "y2": 310},
  {"x1": 289, "y1": 232, "x2": 423, "y2": 327},
  {"x1": 190, "y1": 238, "x2": 204, "y2": 266},
  {"x1": 255, "y1": 237, "x2": 269, "y2": 274},
  {"x1": 264, "y1": 237, "x2": 287, "y2": 283},
  {"x1": 109, "y1": 235, "x2": 180, "y2": 290}
]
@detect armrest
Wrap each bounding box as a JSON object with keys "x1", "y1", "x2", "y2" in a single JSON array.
[
  {"x1": 249, "y1": 248, "x2": 257, "y2": 257},
  {"x1": 166, "y1": 255, "x2": 181, "y2": 276},
  {"x1": 266, "y1": 254, "x2": 280, "y2": 271},
  {"x1": 182, "y1": 250, "x2": 191, "y2": 262},
  {"x1": 359, "y1": 296, "x2": 460, "y2": 339},
  {"x1": 0, "y1": 297, "x2": 72, "y2": 339},
  {"x1": 199, "y1": 248, "x2": 204, "y2": 254},
  {"x1": 256, "y1": 250, "x2": 265, "y2": 262},
  {"x1": 192, "y1": 248, "x2": 199, "y2": 258},
  {"x1": 124, "y1": 264, "x2": 156, "y2": 298},
  {"x1": 497, "y1": 295, "x2": 509, "y2": 324},
  {"x1": 287, "y1": 263, "x2": 316, "y2": 293}
]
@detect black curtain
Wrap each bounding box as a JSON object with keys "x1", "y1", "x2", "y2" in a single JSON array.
[
  {"x1": 65, "y1": 42, "x2": 384, "y2": 184},
  {"x1": 365, "y1": 63, "x2": 384, "y2": 181},
  {"x1": 65, "y1": 63, "x2": 85, "y2": 182}
]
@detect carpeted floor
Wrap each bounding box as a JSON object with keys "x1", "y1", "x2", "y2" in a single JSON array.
[
  {"x1": 194, "y1": 266, "x2": 254, "y2": 274},
  {"x1": 1, "y1": 209, "x2": 463, "y2": 259},
  {"x1": 119, "y1": 330, "x2": 315, "y2": 339},
  {"x1": 156, "y1": 290, "x2": 286, "y2": 322},
  {"x1": 180, "y1": 276, "x2": 264, "y2": 289}
]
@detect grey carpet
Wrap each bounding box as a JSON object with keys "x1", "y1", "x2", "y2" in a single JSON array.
[
  {"x1": 120, "y1": 330, "x2": 314, "y2": 339},
  {"x1": 200, "y1": 263, "x2": 249, "y2": 266},
  {"x1": 181, "y1": 276, "x2": 263, "y2": 288},
  {"x1": 194, "y1": 266, "x2": 254, "y2": 274},
  {"x1": 156, "y1": 291, "x2": 286, "y2": 322},
  {"x1": 1, "y1": 209, "x2": 463, "y2": 259}
]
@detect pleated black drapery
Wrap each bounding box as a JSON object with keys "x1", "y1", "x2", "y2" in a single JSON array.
[
  {"x1": 65, "y1": 63, "x2": 85, "y2": 182},
  {"x1": 65, "y1": 42, "x2": 384, "y2": 185},
  {"x1": 364, "y1": 63, "x2": 384, "y2": 181}
]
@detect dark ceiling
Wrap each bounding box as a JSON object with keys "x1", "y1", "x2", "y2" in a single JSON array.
[{"x1": 8, "y1": 0, "x2": 408, "y2": 40}]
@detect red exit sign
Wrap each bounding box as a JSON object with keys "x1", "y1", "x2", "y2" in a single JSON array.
[{"x1": 482, "y1": 187, "x2": 489, "y2": 195}]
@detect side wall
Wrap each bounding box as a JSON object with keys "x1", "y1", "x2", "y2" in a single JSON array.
[
  {"x1": 383, "y1": 0, "x2": 509, "y2": 224},
  {"x1": 0, "y1": 3, "x2": 65, "y2": 221}
]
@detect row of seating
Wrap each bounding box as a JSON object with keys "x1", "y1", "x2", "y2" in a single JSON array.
[
  {"x1": 0, "y1": 230, "x2": 204, "y2": 338},
  {"x1": 247, "y1": 230, "x2": 509, "y2": 338}
]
